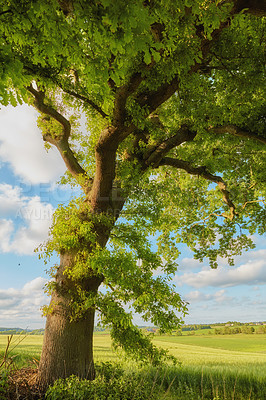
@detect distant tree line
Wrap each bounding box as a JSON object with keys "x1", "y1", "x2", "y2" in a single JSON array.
[
  {"x1": 182, "y1": 325, "x2": 211, "y2": 331},
  {"x1": 0, "y1": 329, "x2": 44, "y2": 335},
  {"x1": 214, "y1": 326, "x2": 266, "y2": 335}
]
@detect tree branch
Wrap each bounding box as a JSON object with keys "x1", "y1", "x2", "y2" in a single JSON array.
[
  {"x1": 113, "y1": 72, "x2": 143, "y2": 126},
  {"x1": 143, "y1": 125, "x2": 197, "y2": 168},
  {"x1": 23, "y1": 61, "x2": 108, "y2": 119},
  {"x1": 135, "y1": 0, "x2": 265, "y2": 117},
  {"x1": 159, "y1": 157, "x2": 237, "y2": 220},
  {"x1": 54, "y1": 81, "x2": 108, "y2": 119},
  {"x1": 209, "y1": 125, "x2": 266, "y2": 145},
  {"x1": 27, "y1": 84, "x2": 71, "y2": 140},
  {"x1": 27, "y1": 84, "x2": 89, "y2": 185},
  {"x1": 136, "y1": 18, "x2": 232, "y2": 116},
  {"x1": 0, "y1": 10, "x2": 12, "y2": 16}
]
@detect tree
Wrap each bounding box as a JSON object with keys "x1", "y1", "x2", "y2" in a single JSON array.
[{"x1": 0, "y1": 0, "x2": 265, "y2": 388}]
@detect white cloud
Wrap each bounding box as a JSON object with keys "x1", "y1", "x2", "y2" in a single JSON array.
[
  {"x1": 0, "y1": 277, "x2": 48, "y2": 329},
  {"x1": 183, "y1": 289, "x2": 233, "y2": 304},
  {"x1": 10, "y1": 196, "x2": 54, "y2": 254},
  {"x1": 0, "y1": 104, "x2": 65, "y2": 184},
  {"x1": 0, "y1": 184, "x2": 54, "y2": 255},
  {"x1": 0, "y1": 184, "x2": 26, "y2": 216},
  {"x1": 178, "y1": 258, "x2": 266, "y2": 288},
  {"x1": 179, "y1": 257, "x2": 203, "y2": 271},
  {"x1": 0, "y1": 219, "x2": 14, "y2": 252}
]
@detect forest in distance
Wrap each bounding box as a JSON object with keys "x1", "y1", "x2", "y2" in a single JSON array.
[{"x1": 1, "y1": 321, "x2": 266, "y2": 335}]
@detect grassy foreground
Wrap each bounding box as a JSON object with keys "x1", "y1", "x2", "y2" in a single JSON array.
[{"x1": 1, "y1": 333, "x2": 266, "y2": 399}]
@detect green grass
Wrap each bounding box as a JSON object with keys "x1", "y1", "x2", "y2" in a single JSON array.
[
  {"x1": 0, "y1": 334, "x2": 43, "y2": 367},
  {"x1": 1, "y1": 333, "x2": 266, "y2": 399},
  {"x1": 154, "y1": 333, "x2": 266, "y2": 353},
  {"x1": 153, "y1": 334, "x2": 266, "y2": 379}
]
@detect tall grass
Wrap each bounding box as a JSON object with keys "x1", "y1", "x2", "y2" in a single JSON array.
[{"x1": 46, "y1": 362, "x2": 266, "y2": 400}]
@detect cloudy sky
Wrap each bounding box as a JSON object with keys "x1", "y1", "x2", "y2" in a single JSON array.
[{"x1": 0, "y1": 104, "x2": 265, "y2": 329}]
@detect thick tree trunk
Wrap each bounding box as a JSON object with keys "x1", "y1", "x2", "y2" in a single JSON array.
[{"x1": 37, "y1": 253, "x2": 102, "y2": 389}]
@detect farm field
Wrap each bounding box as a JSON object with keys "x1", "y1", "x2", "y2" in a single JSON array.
[
  {"x1": 155, "y1": 332, "x2": 266, "y2": 351},
  {"x1": 153, "y1": 334, "x2": 266, "y2": 379},
  {"x1": 1, "y1": 333, "x2": 266, "y2": 399},
  {"x1": 1, "y1": 333, "x2": 266, "y2": 366}
]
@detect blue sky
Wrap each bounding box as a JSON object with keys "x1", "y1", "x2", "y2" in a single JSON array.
[{"x1": 0, "y1": 104, "x2": 265, "y2": 329}]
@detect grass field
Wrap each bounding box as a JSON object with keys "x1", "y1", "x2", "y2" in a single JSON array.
[
  {"x1": 154, "y1": 334, "x2": 266, "y2": 353},
  {"x1": 1, "y1": 333, "x2": 266, "y2": 399},
  {"x1": 1, "y1": 332, "x2": 266, "y2": 369}
]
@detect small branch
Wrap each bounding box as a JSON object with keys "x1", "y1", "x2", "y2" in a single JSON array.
[
  {"x1": 23, "y1": 61, "x2": 108, "y2": 119},
  {"x1": 0, "y1": 335, "x2": 13, "y2": 368},
  {"x1": 55, "y1": 82, "x2": 108, "y2": 119},
  {"x1": 209, "y1": 125, "x2": 266, "y2": 145},
  {"x1": 107, "y1": 282, "x2": 115, "y2": 292},
  {"x1": 209, "y1": 50, "x2": 236, "y2": 78},
  {"x1": 0, "y1": 10, "x2": 12, "y2": 16},
  {"x1": 159, "y1": 157, "x2": 237, "y2": 220},
  {"x1": 242, "y1": 200, "x2": 266, "y2": 209}
]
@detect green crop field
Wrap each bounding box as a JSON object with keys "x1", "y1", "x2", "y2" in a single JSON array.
[
  {"x1": 1, "y1": 333, "x2": 266, "y2": 399},
  {"x1": 153, "y1": 334, "x2": 266, "y2": 357}
]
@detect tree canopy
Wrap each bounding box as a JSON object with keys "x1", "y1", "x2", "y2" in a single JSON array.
[{"x1": 0, "y1": 0, "x2": 265, "y2": 385}]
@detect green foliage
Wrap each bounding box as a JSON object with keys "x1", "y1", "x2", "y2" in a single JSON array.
[
  {"x1": 45, "y1": 362, "x2": 161, "y2": 400},
  {"x1": 0, "y1": 371, "x2": 8, "y2": 400},
  {"x1": 45, "y1": 360, "x2": 266, "y2": 400}
]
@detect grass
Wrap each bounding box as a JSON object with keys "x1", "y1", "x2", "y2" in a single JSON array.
[
  {"x1": 154, "y1": 333, "x2": 266, "y2": 352},
  {"x1": 1, "y1": 333, "x2": 266, "y2": 399},
  {"x1": 0, "y1": 334, "x2": 43, "y2": 368}
]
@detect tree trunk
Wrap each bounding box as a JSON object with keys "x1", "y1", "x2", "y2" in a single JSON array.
[{"x1": 37, "y1": 252, "x2": 102, "y2": 388}]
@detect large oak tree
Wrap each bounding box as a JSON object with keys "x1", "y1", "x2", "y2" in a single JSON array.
[{"x1": 0, "y1": 0, "x2": 265, "y2": 388}]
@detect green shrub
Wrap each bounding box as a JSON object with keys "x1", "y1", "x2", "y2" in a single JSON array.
[
  {"x1": 45, "y1": 362, "x2": 160, "y2": 400},
  {"x1": 0, "y1": 371, "x2": 9, "y2": 400}
]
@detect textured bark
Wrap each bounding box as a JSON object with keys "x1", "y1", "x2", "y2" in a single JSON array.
[{"x1": 37, "y1": 253, "x2": 102, "y2": 388}]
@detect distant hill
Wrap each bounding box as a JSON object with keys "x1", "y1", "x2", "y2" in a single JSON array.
[
  {"x1": 0, "y1": 328, "x2": 45, "y2": 335},
  {"x1": 0, "y1": 327, "x2": 24, "y2": 332}
]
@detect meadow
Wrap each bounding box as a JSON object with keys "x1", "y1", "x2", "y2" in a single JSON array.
[{"x1": 1, "y1": 332, "x2": 266, "y2": 399}]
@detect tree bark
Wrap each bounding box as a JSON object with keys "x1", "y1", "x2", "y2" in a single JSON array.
[{"x1": 37, "y1": 253, "x2": 102, "y2": 388}]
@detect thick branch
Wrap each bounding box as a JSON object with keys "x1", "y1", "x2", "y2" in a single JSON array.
[
  {"x1": 136, "y1": 0, "x2": 265, "y2": 117},
  {"x1": 209, "y1": 125, "x2": 266, "y2": 145},
  {"x1": 27, "y1": 84, "x2": 88, "y2": 183},
  {"x1": 159, "y1": 157, "x2": 237, "y2": 220},
  {"x1": 143, "y1": 125, "x2": 197, "y2": 168},
  {"x1": 136, "y1": 19, "x2": 231, "y2": 116},
  {"x1": 113, "y1": 72, "x2": 143, "y2": 126},
  {"x1": 27, "y1": 84, "x2": 71, "y2": 140}
]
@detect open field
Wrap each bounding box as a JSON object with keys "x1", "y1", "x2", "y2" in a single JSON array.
[
  {"x1": 1, "y1": 333, "x2": 266, "y2": 399},
  {"x1": 1, "y1": 332, "x2": 266, "y2": 366},
  {"x1": 154, "y1": 333, "x2": 266, "y2": 352}
]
